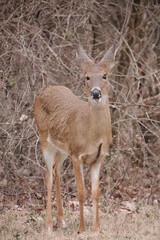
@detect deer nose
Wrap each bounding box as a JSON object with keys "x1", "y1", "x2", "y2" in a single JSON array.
[{"x1": 91, "y1": 88, "x2": 101, "y2": 100}]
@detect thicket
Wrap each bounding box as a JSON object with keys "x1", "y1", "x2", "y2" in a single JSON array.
[{"x1": 0, "y1": 0, "x2": 159, "y2": 207}]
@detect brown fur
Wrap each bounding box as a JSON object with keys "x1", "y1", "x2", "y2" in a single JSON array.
[{"x1": 34, "y1": 45, "x2": 115, "y2": 234}]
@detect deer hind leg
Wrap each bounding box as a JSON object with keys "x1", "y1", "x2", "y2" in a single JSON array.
[
  {"x1": 43, "y1": 146, "x2": 56, "y2": 234},
  {"x1": 90, "y1": 160, "x2": 102, "y2": 231},
  {"x1": 72, "y1": 160, "x2": 85, "y2": 233},
  {"x1": 53, "y1": 151, "x2": 67, "y2": 229}
]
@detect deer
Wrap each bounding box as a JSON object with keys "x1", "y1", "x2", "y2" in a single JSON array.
[{"x1": 34, "y1": 44, "x2": 117, "y2": 234}]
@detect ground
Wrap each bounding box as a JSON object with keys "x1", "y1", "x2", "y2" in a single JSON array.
[{"x1": 0, "y1": 202, "x2": 160, "y2": 240}]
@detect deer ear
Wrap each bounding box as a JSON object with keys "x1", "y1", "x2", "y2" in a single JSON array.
[
  {"x1": 98, "y1": 44, "x2": 117, "y2": 70},
  {"x1": 76, "y1": 45, "x2": 94, "y2": 72}
]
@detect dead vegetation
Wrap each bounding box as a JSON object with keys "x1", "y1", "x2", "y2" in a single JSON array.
[
  {"x1": 0, "y1": 0, "x2": 160, "y2": 237},
  {"x1": 0, "y1": 204, "x2": 160, "y2": 240}
]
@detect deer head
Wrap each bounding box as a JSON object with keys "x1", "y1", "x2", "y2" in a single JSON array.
[{"x1": 77, "y1": 45, "x2": 116, "y2": 106}]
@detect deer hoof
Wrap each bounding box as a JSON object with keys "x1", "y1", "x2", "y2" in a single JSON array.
[
  {"x1": 62, "y1": 220, "x2": 67, "y2": 229},
  {"x1": 77, "y1": 226, "x2": 85, "y2": 234},
  {"x1": 47, "y1": 226, "x2": 53, "y2": 235},
  {"x1": 58, "y1": 219, "x2": 67, "y2": 229},
  {"x1": 92, "y1": 224, "x2": 100, "y2": 232}
]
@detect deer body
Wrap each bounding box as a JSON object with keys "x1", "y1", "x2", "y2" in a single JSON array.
[
  {"x1": 34, "y1": 45, "x2": 115, "y2": 234},
  {"x1": 35, "y1": 85, "x2": 111, "y2": 162}
]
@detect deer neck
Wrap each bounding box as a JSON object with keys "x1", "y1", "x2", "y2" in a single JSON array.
[{"x1": 88, "y1": 99, "x2": 110, "y2": 138}]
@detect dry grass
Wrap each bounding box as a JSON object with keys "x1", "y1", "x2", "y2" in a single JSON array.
[{"x1": 0, "y1": 204, "x2": 160, "y2": 240}]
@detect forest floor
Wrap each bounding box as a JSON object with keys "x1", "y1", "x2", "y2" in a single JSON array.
[{"x1": 0, "y1": 202, "x2": 160, "y2": 240}]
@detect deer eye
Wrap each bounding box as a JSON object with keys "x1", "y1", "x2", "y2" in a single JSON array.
[
  {"x1": 103, "y1": 74, "x2": 106, "y2": 80},
  {"x1": 85, "y1": 76, "x2": 90, "y2": 81}
]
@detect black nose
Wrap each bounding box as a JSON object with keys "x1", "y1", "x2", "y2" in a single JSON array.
[{"x1": 91, "y1": 88, "x2": 101, "y2": 100}]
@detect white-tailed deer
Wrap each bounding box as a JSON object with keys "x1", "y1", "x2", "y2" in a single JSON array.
[{"x1": 34, "y1": 44, "x2": 116, "y2": 234}]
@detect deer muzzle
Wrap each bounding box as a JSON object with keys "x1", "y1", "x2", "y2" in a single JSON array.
[{"x1": 91, "y1": 87, "x2": 101, "y2": 101}]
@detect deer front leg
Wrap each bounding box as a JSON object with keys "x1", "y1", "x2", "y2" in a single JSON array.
[
  {"x1": 90, "y1": 160, "x2": 102, "y2": 231},
  {"x1": 73, "y1": 160, "x2": 85, "y2": 233}
]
